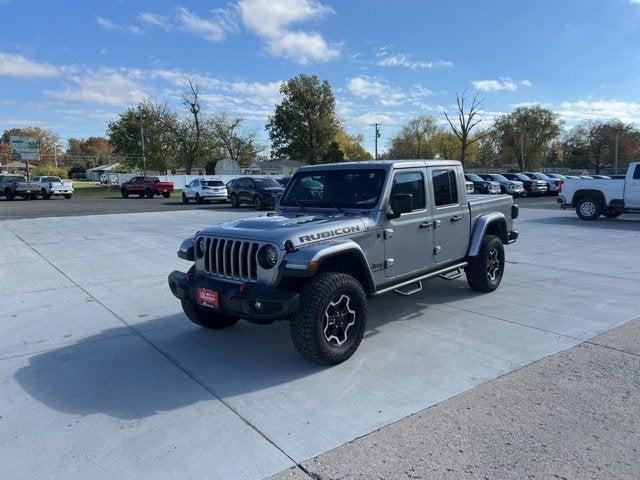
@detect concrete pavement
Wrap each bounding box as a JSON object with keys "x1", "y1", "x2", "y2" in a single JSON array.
[{"x1": 1, "y1": 206, "x2": 639, "y2": 479}]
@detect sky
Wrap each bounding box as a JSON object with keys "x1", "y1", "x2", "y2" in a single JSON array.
[{"x1": 1, "y1": 0, "x2": 640, "y2": 155}]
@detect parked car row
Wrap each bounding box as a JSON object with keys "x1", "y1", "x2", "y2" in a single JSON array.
[
  {"x1": 0, "y1": 174, "x2": 74, "y2": 200},
  {"x1": 463, "y1": 171, "x2": 607, "y2": 197}
]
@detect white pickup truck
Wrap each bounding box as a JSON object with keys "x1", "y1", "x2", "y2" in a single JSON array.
[
  {"x1": 557, "y1": 162, "x2": 640, "y2": 220},
  {"x1": 32, "y1": 176, "x2": 74, "y2": 199}
]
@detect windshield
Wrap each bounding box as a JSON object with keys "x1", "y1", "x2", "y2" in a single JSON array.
[
  {"x1": 491, "y1": 174, "x2": 509, "y2": 182},
  {"x1": 203, "y1": 180, "x2": 224, "y2": 187},
  {"x1": 533, "y1": 173, "x2": 550, "y2": 180},
  {"x1": 281, "y1": 169, "x2": 386, "y2": 209},
  {"x1": 254, "y1": 178, "x2": 282, "y2": 189},
  {"x1": 466, "y1": 174, "x2": 483, "y2": 181}
]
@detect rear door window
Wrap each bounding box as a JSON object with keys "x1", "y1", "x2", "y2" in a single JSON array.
[{"x1": 432, "y1": 169, "x2": 459, "y2": 207}]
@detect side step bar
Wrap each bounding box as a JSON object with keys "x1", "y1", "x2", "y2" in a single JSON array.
[
  {"x1": 373, "y1": 261, "x2": 468, "y2": 297},
  {"x1": 394, "y1": 281, "x2": 422, "y2": 296},
  {"x1": 438, "y1": 267, "x2": 463, "y2": 281}
]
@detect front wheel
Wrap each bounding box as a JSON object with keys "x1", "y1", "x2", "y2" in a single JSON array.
[
  {"x1": 181, "y1": 300, "x2": 239, "y2": 329},
  {"x1": 575, "y1": 197, "x2": 602, "y2": 220},
  {"x1": 144, "y1": 189, "x2": 154, "y2": 199},
  {"x1": 466, "y1": 234, "x2": 505, "y2": 293},
  {"x1": 290, "y1": 272, "x2": 367, "y2": 365},
  {"x1": 162, "y1": 191, "x2": 170, "y2": 199},
  {"x1": 254, "y1": 195, "x2": 263, "y2": 210},
  {"x1": 231, "y1": 194, "x2": 240, "y2": 207},
  {"x1": 182, "y1": 192, "x2": 189, "y2": 204},
  {"x1": 121, "y1": 188, "x2": 129, "y2": 198},
  {"x1": 41, "y1": 189, "x2": 51, "y2": 200},
  {"x1": 64, "y1": 194, "x2": 72, "y2": 199},
  {"x1": 4, "y1": 188, "x2": 14, "y2": 200},
  {"x1": 196, "y1": 193, "x2": 204, "y2": 204}
]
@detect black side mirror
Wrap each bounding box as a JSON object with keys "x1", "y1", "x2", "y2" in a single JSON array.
[{"x1": 387, "y1": 193, "x2": 413, "y2": 219}]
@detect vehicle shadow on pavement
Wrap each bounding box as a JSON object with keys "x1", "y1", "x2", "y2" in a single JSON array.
[{"x1": 13, "y1": 281, "x2": 482, "y2": 420}]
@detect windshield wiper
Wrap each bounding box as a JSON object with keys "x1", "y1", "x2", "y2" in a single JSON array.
[
  {"x1": 322, "y1": 200, "x2": 347, "y2": 214},
  {"x1": 289, "y1": 199, "x2": 308, "y2": 214}
]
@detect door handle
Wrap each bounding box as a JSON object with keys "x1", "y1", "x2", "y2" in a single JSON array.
[
  {"x1": 450, "y1": 215, "x2": 462, "y2": 222},
  {"x1": 419, "y1": 221, "x2": 434, "y2": 229}
]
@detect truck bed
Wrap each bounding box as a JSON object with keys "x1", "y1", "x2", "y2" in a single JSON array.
[{"x1": 468, "y1": 194, "x2": 515, "y2": 226}]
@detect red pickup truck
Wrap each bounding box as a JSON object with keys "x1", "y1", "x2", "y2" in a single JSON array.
[{"x1": 120, "y1": 176, "x2": 174, "y2": 199}]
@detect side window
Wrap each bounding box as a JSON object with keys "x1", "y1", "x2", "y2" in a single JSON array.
[
  {"x1": 634, "y1": 165, "x2": 640, "y2": 180},
  {"x1": 391, "y1": 172, "x2": 426, "y2": 211},
  {"x1": 432, "y1": 169, "x2": 459, "y2": 207}
]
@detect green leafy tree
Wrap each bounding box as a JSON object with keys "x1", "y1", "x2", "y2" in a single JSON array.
[
  {"x1": 492, "y1": 106, "x2": 562, "y2": 170},
  {"x1": 322, "y1": 141, "x2": 345, "y2": 163},
  {"x1": 334, "y1": 130, "x2": 372, "y2": 160},
  {"x1": 107, "y1": 99, "x2": 180, "y2": 174},
  {"x1": 267, "y1": 74, "x2": 339, "y2": 164},
  {"x1": 386, "y1": 116, "x2": 438, "y2": 159}
]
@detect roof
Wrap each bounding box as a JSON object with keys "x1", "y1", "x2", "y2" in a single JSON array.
[
  {"x1": 254, "y1": 159, "x2": 304, "y2": 169},
  {"x1": 87, "y1": 163, "x2": 121, "y2": 172},
  {"x1": 3, "y1": 161, "x2": 37, "y2": 168},
  {"x1": 298, "y1": 159, "x2": 462, "y2": 171}
]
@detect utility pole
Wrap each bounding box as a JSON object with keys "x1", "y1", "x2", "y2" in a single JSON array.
[
  {"x1": 138, "y1": 106, "x2": 147, "y2": 175},
  {"x1": 370, "y1": 123, "x2": 382, "y2": 160},
  {"x1": 520, "y1": 136, "x2": 525, "y2": 171},
  {"x1": 614, "y1": 130, "x2": 619, "y2": 175}
]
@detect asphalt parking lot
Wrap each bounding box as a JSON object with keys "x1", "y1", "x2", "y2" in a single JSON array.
[
  {"x1": 1, "y1": 202, "x2": 639, "y2": 479},
  {"x1": 0, "y1": 194, "x2": 559, "y2": 220}
]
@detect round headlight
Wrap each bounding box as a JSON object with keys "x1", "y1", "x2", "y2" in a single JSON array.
[
  {"x1": 260, "y1": 245, "x2": 279, "y2": 268},
  {"x1": 196, "y1": 236, "x2": 207, "y2": 258}
]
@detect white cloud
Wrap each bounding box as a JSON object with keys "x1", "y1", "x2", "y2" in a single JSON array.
[
  {"x1": 556, "y1": 100, "x2": 640, "y2": 124},
  {"x1": 472, "y1": 77, "x2": 518, "y2": 92},
  {"x1": 95, "y1": 16, "x2": 142, "y2": 34},
  {"x1": 137, "y1": 12, "x2": 169, "y2": 28},
  {"x1": 520, "y1": 79, "x2": 532, "y2": 87},
  {"x1": 175, "y1": 6, "x2": 238, "y2": 42},
  {"x1": 374, "y1": 47, "x2": 453, "y2": 70},
  {"x1": 0, "y1": 52, "x2": 67, "y2": 78},
  {"x1": 238, "y1": 0, "x2": 339, "y2": 64},
  {"x1": 354, "y1": 112, "x2": 395, "y2": 126},
  {"x1": 347, "y1": 76, "x2": 432, "y2": 107},
  {"x1": 46, "y1": 70, "x2": 146, "y2": 105}
]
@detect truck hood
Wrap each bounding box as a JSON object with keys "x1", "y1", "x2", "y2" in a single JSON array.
[{"x1": 199, "y1": 211, "x2": 372, "y2": 248}]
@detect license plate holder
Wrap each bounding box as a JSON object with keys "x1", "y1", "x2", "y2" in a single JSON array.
[{"x1": 196, "y1": 288, "x2": 219, "y2": 309}]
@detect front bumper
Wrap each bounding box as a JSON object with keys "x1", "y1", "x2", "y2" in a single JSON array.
[
  {"x1": 168, "y1": 270, "x2": 299, "y2": 324},
  {"x1": 51, "y1": 190, "x2": 73, "y2": 195}
]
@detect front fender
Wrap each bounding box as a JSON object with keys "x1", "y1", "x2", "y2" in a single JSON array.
[
  {"x1": 468, "y1": 213, "x2": 507, "y2": 256},
  {"x1": 280, "y1": 239, "x2": 374, "y2": 286}
]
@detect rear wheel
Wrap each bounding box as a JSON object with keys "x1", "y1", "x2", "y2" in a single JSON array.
[
  {"x1": 144, "y1": 188, "x2": 154, "y2": 199},
  {"x1": 466, "y1": 235, "x2": 505, "y2": 292},
  {"x1": 575, "y1": 197, "x2": 602, "y2": 220},
  {"x1": 231, "y1": 194, "x2": 240, "y2": 207},
  {"x1": 290, "y1": 272, "x2": 367, "y2": 365},
  {"x1": 254, "y1": 195, "x2": 263, "y2": 210},
  {"x1": 181, "y1": 300, "x2": 239, "y2": 329},
  {"x1": 4, "y1": 188, "x2": 14, "y2": 200},
  {"x1": 41, "y1": 189, "x2": 51, "y2": 200},
  {"x1": 121, "y1": 188, "x2": 129, "y2": 199},
  {"x1": 182, "y1": 192, "x2": 189, "y2": 204},
  {"x1": 162, "y1": 191, "x2": 170, "y2": 199},
  {"x1": 64, "y1": 194, "x2": 72, "y2": 199},
  {"x1": 196, "y1": 193, "x2": 204, "y2": 204}
]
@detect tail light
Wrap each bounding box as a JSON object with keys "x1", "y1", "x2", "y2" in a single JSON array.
[{"x1": 557, "y1": 180, "x2": 563, "y2": 193}]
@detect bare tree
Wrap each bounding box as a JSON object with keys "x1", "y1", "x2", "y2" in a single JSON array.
[
  {"x1": 207, "y1": 113, "x2": 262, "y2": 167},
  {"x1": 173, "y1": 78, "x2": 203, "y2": 174},
  {"x1": 443, "y1": 89, "x2": 492, "y2": 164}
]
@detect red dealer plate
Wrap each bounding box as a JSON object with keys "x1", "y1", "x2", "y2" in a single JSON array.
[{"x1": 196, "y1": 288, "x2": 219, "y2": 309}]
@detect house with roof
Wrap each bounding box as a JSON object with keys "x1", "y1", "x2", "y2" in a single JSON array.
[
  {"x1": 244, "y1": 159, "x2": 303, "y2": 176},
  {"x1": 85, "y1": 163, "x2": 122, "y2": 181},
  {"x1": 1, "y1": 161, "x2": 37, "y2": 174}
]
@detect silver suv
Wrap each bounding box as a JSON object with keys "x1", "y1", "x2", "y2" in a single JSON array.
[{"x1": 169, "y1": 160, "x2": 519, "y2": 364}]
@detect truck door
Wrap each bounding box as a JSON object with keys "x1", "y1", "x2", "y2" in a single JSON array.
[
  {"x1": 428, "y1": 167, "x2": 471, "y2": 264},
  {"x1": 625, "y1": 164, "x2": 640, "y2": 209},
  {"x1": 384, "y1": 170, "x2": 434, "y2": 279}
]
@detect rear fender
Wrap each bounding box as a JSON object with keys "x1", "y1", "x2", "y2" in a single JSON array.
[{"x1": 468, "y1": 213, "x2": 508, "y2": 256}]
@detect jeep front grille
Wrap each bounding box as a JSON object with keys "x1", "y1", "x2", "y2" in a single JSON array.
[{"x1": 200, "y1": 237, "x2": 260, "y2": 281}]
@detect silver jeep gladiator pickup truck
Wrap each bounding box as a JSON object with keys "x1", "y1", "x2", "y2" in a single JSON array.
[{"x1": 169, "y1": 160, "x2": 519, "y2": 364}]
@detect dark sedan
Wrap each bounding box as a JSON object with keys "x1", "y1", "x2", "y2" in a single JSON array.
[
  {"x1": 502, "y1": 173, "x2": 548, "y2": 196},
  {"x1": 478, "y1": 174, "x2": 525, "y2": 196},
  {"x1": 465, "y1": 174, "x2": 501, "y2": 194},
  {"x1": 227, "y1": 176, "x2": 284, "y2": 210}
]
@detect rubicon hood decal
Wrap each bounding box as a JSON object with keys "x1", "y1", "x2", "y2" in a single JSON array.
[{"x1": 298, "y1": 225, "x2": 361, "y2": 244}]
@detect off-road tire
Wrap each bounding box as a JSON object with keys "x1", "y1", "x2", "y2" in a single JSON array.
[
  {"x1": 181, "y1": 300, "x2": 239, "y2": 329},
  {"x1": 466, "y1": 234, "x2": 505, "y2": 293},
  {"x1": 290, "y1": 272, "x2": 367, "y2": 365},
  {"x1": 162, "y1": 191, "x2": 170, "y2": 199},
  {"x1": 182, "y1": 192, "x2": 189, "y2": 204},
  {"x1": 121, "y1": 188, "x2": 129, "y2": 198},
  {"x1": 575, "y1": 197, "x2": 602, "y2": 220},
  {"x1": 604, "y1": 209, "x2": 622, "y2": 219}
]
